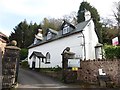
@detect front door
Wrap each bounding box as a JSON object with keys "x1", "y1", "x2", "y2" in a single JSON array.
[{"x1": 32, "y1": 61, "x2": 35, "y2": 69}]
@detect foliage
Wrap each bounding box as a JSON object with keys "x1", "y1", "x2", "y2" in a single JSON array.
[
  {"x1": 113, "y1": 1, "x2": 120, "y2": 44},
  {"x1": 77, "y1": 2, "x2": 100, "y2": 24},
  {"x1": 113, "y1": 1, "x2": 120, "y2": 28},
  {"x1": 41, "y1": 18, "x2": 62, "y2": 36},
  {"x1": 62, "y1": 11, "x2": 77, "y2": 24},
  {"x1": 101, "y1": 27, "x2": 118, "y2": 44},
  {"x1": 21, "y1": 61, "x2": 29, "y2": 68},
  {"x1": 51, "y1": 65, "x2": 62, "y2": 72},
  {"x1": 77, "y1": 1, "x2": 102, "y2": 42},
  {"x1": 20, "y1": 48, "x2": 28, "y2": 60},
  {"x1": 40, "y1": 65, "x2": 62, "y2": 72},
  {"x1": 9, "y1": 18, "x2": 63, "y2": 48},
  {"x1": 100, "y1": 17, "x2": 118, "y2": 44},
  {"x1": 9, "y1": 20, "x2": 40, "y2": 48},
  {"x1": 104, "y1": 45, "x2": 120, "y2": 59}
]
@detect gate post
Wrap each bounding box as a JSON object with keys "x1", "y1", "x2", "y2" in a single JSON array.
[
  {"x1": 2, "y1": 40, "x2": 20, "y2": 89},
  {"x1": 61, "y1": 47, "x2": 76, "y2": 83}
]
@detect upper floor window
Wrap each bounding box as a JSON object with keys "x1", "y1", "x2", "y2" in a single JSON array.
[
  {"x1": 62, "y1": 25, "x2": 70, "y2": 34},
  {"x1": 45, "y1": 52, "x2": 50, "y2": 64},
  {"x1": 33, "y1": 38, "x2": 38, "y2": 44},
  {"x1": 47, "y1": 31, "x2": 52, "y2": 40}
]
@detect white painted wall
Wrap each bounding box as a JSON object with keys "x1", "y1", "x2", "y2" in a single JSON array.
[
  {"x1": 28, "y1": 33, "x2": 83, "y2": 68},
  {"x1": 95, "y1": 47, "x2": 102, "y2": 59},
  {"x1": 83, "y1": 20, "x2": 99, "y2": 60},
  {"x1": 28, "y1": 19, "x2": 99, "y2": 68}
]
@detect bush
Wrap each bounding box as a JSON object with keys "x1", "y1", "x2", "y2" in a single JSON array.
[
  {"x1": 40, "y1": 66, "x2": 62, "y2": 72},
  {"x1": 104, "y1": 45, "x2": 120, "y2": 59},
  {"x1": 21, "y1": 61, "x2": 29, "y2": 68},
  {"x1": 51, "y1": 65, "x2": 62, "y2": 72},
  {"x1": 20, "y1": 48, "x2": 28, "y2": 60}
]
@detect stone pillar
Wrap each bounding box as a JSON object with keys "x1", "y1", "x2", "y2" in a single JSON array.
[
  {"x1": 2, "y1": 40, "x2": 20, "y2": 89},
  {"x1": 61, "y1": 47, "x2": 76, "y2": 83}
]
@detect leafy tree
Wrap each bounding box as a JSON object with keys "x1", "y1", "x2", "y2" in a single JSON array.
[
  {"x1": 9, "y1": 20, "x2": 41, "y2": 48},
  {"x1": 20, "y1": 48, "x2": 28, "y2": 60},
  {"x1": 113, "y1": 1, "x2": 120, "y2": 28},
  {"x1": 27, "y1": 22, "x2": 42, "y2": 47},
  {"x1": 41, "y1": 18, "x2": 62, "y2": 36},
  {"x1": 113, "y1": 1, "x2": 120, "y2": 43},
  {"x1": 101, "y1": 26, "x2": 118, "y2": 44},
  {"x1": 100, "y1": 18, "x2": 118, "y2": 44},
  {"x1": 63, "y1": 11, "x2": 77, "y2": 21},
  {"x1": 77, "y1": 1, "x2": 102, "y2": 42},
  {"x1": 9, "y1": 18, "x2": 63, "y2": 48},
  {"x1": 9, "y1": 20, "x2": 29, "y2": 48}
]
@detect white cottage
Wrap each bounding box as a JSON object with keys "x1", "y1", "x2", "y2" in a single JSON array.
[{"x1": 28, "y1": 10, "x2": 102, "y2": 69}]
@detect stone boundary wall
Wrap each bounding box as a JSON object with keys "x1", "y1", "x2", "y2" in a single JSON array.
[{"x1": 77, "y1": 59, "x2": 120, "y2": 86}]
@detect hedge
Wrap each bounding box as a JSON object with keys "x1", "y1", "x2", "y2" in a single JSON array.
[
  {"x1": 104, "y1": 45, "x2": 120, "y2": 59},
  {"x1": 21, "y1": 61, "x2": 29, "y2": 68}
]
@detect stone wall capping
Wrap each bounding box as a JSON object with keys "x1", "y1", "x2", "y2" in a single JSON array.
[
  {"x1": 5, "y1": 46, "x2": 21, "y2": 50},
  {"x1": 81, "y1": 59, "x2": 120, "y2": 63}
]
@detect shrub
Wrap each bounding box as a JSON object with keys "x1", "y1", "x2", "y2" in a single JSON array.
[
  {"x1": 21, "y1": 61, "x2": 29, "y2": 68},
  {"x1": 51, "y1": 65, "x2": 62, "y2": 72},
  {"x1": 104, "y1": 45, "x2": 120, "y2": 59},
  {"x1": 20, "y1": 48, "x2": 28, "y2": 60}
]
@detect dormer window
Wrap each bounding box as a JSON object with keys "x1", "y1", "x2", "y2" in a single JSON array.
[
  {"x1": 62, "y1": 24, "x2": 70, "y2": 34},
  {"x1": 47, "y1": 31, "x2": 52, "y2": 40},
  {"x1": 34, "y1": 38, "x2": 38, "y2": 44}
]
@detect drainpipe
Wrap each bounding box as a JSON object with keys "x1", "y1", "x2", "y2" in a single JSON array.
[{"x1": 81, "y1": 31, "x2": 86, "y2": 60}]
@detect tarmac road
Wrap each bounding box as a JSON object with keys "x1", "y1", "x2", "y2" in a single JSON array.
[
  {"x1": 17, "y1": 68, "x2": 113, "y2": 90},
  {"x1": 17, "y1": 68, "x2": 81, "y2": 90}
]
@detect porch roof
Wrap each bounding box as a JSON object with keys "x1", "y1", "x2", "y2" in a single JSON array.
[{"x1": 29, "y1": 51, "x2": 46, "y2": 59}]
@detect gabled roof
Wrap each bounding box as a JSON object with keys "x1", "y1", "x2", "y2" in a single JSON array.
[
  {"x1": 76, "y1": 19, "x2": 91, "y2": 31},
  {"x1": 29, "y1": 51, "x2": 46, "y2": 59},
  {"x1": 47, "y1": 28, "x2": 58, "y2": 35},
  {"x1": 61, "y1": 20, "x2": 76, "y2": 29},
  {"x1": 28, "y1": 19, "x2": 91, "y2": 49},
  {"x1": 0, "y1": 32, "x2": 7, "y2": 37},
  {"x1": 0, "y1": 32, "x2": 8, "y2": 43}
]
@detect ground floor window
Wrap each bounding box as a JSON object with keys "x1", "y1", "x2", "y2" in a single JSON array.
[{"x1": 45, "y1": 52, "x2": 50, "y2": 64}]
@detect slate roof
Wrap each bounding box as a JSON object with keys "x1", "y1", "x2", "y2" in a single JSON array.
[
  {"x1": 0, "y1": 32, "x2": 7, "y2": 37},
  {"x1": 0, "y1": 32, "x2": 8, "y2": 43},
  {"x1": 29, "y1": 51, "x2": 46, "y2": 59},
  {"x1": 28, "y1": 19, "x2": 91, "y2": 48},
  {"x1": 47, "y1": 28, "x2": 58, "y2": 35},
  {"x1": 61, "y1": 20, "x2": 76, "y2": 30}
]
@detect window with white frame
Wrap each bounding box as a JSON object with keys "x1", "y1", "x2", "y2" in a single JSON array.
[
  {"x1": 47, "y1": 32, "x2": 52, "y2": 40},
  {"x1": 62, "y1": 25, "x2": 70, "y2": 34},
  {"x1": 45, "y1": 52, "x2": 50, "y2": 64}
]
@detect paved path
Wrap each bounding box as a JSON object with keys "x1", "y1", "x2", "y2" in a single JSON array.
[{"x1": 17, "y1": 68, "x2": 81, "y2": 89}]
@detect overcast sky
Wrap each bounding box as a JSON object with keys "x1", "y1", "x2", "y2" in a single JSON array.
[{"x1": 0, "y1": 0, "x2": 119, "y2": 36}]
